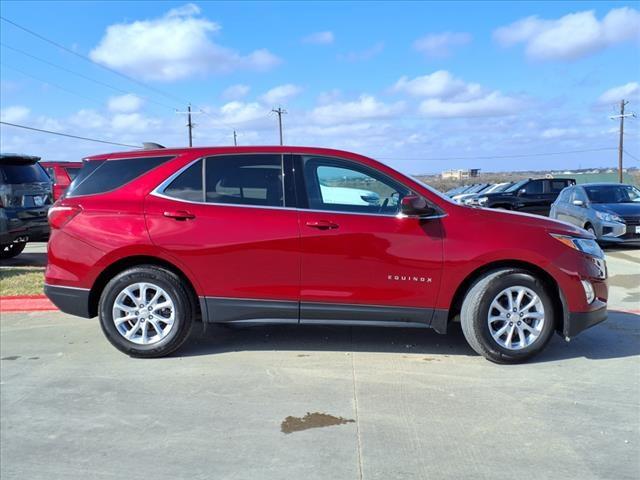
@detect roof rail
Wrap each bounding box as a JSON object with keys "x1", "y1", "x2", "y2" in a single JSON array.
[{"x1": 142, "y1": 142, "x2": 166, "y2": 150}]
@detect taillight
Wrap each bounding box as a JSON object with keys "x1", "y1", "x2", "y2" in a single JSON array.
[{"x1": 48, "y1": 205, "x2": 82, "y2": 229}]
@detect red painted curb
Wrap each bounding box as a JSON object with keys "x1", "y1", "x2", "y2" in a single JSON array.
[{"x1": 0, "y1": 295, "x2": 57, "y2": 312}]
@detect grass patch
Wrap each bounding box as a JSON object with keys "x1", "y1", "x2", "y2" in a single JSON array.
[{"x1": 0, "y1": 267, "x2": 45, "y2": 296}]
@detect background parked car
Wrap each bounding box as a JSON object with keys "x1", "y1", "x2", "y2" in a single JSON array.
[
  {"x1": 450, "y1": 183, "x2": 490, "y2": 203},
  {"x1": 550, "y1": 183, "x2": 640, "y2": 246},
  {"x1": 0, "y1": 153, "x2": 52, "y2": 259},
  {"x1": 459, "y1": 182, "x2": 513, "y2": 205},
  {"x1": 467, "y1": 178, "x2": 576, "y2": 216},
  {"x1": 41, "y1": 161, "x2": 83, "y2": 200}
]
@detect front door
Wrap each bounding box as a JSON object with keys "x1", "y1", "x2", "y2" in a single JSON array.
[
  {"x1": 295, "y1": 155, "x2": 443, "y2": 325},
  {"x1": 145, "y1": 154, "x2": 301, "y2": 323}
]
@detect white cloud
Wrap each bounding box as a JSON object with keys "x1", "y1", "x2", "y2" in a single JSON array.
[
  {"x1": 393, "y1": 71, "x2": 523, "y2": 118},
  {"x1": 221, "y1": 84, "x2": 250, "y2": 100},
  {"x1": 413, "y1": 32, "x2": 471, "y2": 58},
  {"x1": 217, "y1": 101, "x2": 266, "y2": 125},
  {"x1": 540, "y1": 128, "x2": 579, "y2": 139},
  {"x1": 0, "y1": 105, "x2": 30, "y2": 123},
  {"x1": 310, "y1": 95, "x2": 404, "y2": 125},
  {"x1": 598, "y1": 82, "x2": 640, "y2": 104},
  {"x1": 69, "y1": 109, "x2": 107, "y2": 129},
  {"x1": 338, "y1": 42, "x2": 384, "y2": 62},
  {"x1": 419, "y1": 92, "x2": 521, "y2": 118},
  {"x1": 89, "y1": 4, "x2": 281, "y2": 81},
  {"x1": 260, "y1": 84, "x2": 303, "y2": 105},
  {"x1": 302, "y1": 31, "x2": 334, "y2": 45},
  {"x1": 494, "y1": 7, "x2": 640, "y2": 61},
  {"x1": 111, "y1": 113, "x2": 159, "y2": 132},
  {"x1": 107, "y1": 94, "x2": 144, "y2": 113}
]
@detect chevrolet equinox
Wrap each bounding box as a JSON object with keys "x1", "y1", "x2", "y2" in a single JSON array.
[{"x1": 44, "y1": 146, "x2": 608, "y2": 363}]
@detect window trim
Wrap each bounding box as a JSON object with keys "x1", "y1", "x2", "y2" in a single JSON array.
[
  {"x1": 151, "y1": 153, "x2": 442, "y2": 220},
  {"x1": 153, "y1": 153, "x2": 288, "y2": 210}
]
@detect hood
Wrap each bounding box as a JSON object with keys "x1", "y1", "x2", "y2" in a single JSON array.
[
  {"x1": 473, "y1": 206, "x2": 589, "y2": 237},
  {"x1": 591, "y1": 202, "x2": 640, "y2": 218}
]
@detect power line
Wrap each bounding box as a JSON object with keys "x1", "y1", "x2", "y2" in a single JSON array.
[
  {"x1": 623, "y1": 149, "x2": 639, "y2": 162},
  {"x1": 0, "y1": 16, "x2": 186, "y2": 105},
  {"x1": 1, "y1": 62, "x2": 106, "y2": 107},
  {"x1": 375, "y1": 147, "x2": 617, "y2": 162},
  {"x1": 0, "y1": 42, "x2": 176, "y2": 110},
  {"x1": 0, "y1": 121, "x2": 141, "y2": 148}
]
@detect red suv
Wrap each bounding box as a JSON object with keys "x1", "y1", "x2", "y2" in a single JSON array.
[
  {"x1": 44, "y1": 146, "x2": 608, "y2": 363},
  {"x1": 41, "y1": 161, "x2": 83, "y2": 200}
]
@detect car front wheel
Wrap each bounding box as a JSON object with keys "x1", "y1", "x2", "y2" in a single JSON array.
[
  {"x1": 460, "y1": 268, "x2": 555, "y2": 363},
  {"x1": 98, "y1": 266, "x2": 194, "y2": 358}
]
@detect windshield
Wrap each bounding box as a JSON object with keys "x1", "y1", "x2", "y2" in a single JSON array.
[
  {"x1": 584, "y1": 184, "x2": 640, "y2": 203},
  {"x1": 504, "y1": 179, "x2": 528, "y2": 193},
  {"x1": 491, "y1": 182, "x2": 512, "y2": 193}
]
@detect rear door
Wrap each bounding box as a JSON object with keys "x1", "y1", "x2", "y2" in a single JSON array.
[
  {"x1": 145, "y1": 154, "x2": 301, "y2": 323},
  {"x1": 295, "y1": 154, "x2": 443, "y2": 326}
]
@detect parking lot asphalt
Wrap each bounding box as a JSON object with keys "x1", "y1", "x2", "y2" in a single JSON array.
[{"x1": 1, "y1": 246, "x2": 639, "y2": 479}]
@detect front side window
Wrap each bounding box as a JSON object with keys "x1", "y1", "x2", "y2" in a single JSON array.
[{"x1": 302, "y1": 156, "x2": 409, "y2": 215}]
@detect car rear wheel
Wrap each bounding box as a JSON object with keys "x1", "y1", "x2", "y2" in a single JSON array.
[
  {"x1": 98, "y1": 266, "x2": 194, "y2": 358},
  {"x1": 460, "y1": 268, "x2": 555, "y2": 364},
  {"x1": 0, "y1": 241, "x2": 26, "y2": 259}
]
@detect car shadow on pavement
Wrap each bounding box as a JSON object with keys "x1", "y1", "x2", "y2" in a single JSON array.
[
  {"x1": 176, "y1": 310, "x2": 640, "y2": 363},
  {"x1": 0, "y1": 253, "x2": 47, "y2": 267}
]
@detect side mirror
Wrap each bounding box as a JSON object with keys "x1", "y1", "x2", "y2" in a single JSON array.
[
  {"x1": 572, "y1": 199, "x2": 584, "y2": 207},
  {"x1": 518, "y1": 188, "x2": 527, "y2": 196},
  {"x1": 400, "y1": 195, "x2": 438, "y2": 218}
]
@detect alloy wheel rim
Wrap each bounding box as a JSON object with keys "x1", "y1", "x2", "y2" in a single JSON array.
[
  {"x1": 112, "y1": 282, "x2": 176, "y2": 345},
  {"x1": 487, "y1": 286, "x2": 545, "y2": 350}
]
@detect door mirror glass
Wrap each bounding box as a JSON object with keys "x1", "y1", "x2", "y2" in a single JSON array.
[
  {"x1": 400, "y1": 195, "x2": 437, "y2": 217},
  {"x1": 572, "y1": 199, "x2": 584, "y2": 207},
  {"x1": 518, "y1": 188, "x2": 527, "y2": 195}
]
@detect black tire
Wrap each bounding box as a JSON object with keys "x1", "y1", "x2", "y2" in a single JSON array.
[
  {"x1": 98, "y1": 265, "x2": 194, "y2": 358},
  {"x1": 0, "y1": 241, "x2": 27, "y2": 260},
  {"x1": 460, "y1": 268, "x2": 555, "y2": 364}
]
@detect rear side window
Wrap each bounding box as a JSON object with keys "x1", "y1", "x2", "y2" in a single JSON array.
[
  {"x1": 205, "y1": 155, "x2": 284, "y2": 207},
  {"x1": 523, "y1": 181, "x2": 543, "y2": 194},
  {"x1": 0, "y1": 163, "x2": 50, "y2": 184},
  {"x1": 557, "y1": 187, "x2": 572, "y2": 203},
  {"x1": 550, "y1": 180, "x2": 569, "y2": 193},
  {"x1": 66, "y1": 156, "x2": 172, "y2": 197}
]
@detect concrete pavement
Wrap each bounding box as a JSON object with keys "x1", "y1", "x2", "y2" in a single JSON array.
[{"x1": 1, "y1": 247, "x2": 639, "y2": 479}]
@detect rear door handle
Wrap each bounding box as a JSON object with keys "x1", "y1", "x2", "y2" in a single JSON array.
[
  {"x1": 163, "y1": 210, "x2": 195, "y2": 220},
  {"x1": 305, "y1": 220, "x2": 339, "y2": 230}
]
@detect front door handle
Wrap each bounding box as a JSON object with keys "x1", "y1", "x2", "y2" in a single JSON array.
[
  {"x1": 163, "y1": 210, "x2": 195, "y2": 220},
  {"x1": 305, "y1": 220, "x2": 339, "y2": 230}
]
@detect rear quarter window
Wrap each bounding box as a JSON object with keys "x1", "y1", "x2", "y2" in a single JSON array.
[{"x1": 66, "y1": 156, "x2": 173, "y2": 197}]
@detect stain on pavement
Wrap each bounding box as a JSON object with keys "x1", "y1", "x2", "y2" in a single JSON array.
[{"x1": 281, "y1": 412, "x2": 355, "y2": 434}]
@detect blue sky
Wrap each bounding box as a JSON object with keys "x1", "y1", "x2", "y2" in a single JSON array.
[{"x1": 1, "y1": 1, "x2": 639, "y2": 174}]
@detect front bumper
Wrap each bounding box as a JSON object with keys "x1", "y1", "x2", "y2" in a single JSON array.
[
  {"x1": 564, "y1": 300, "x2": 608, "y2": 339},
  {"x1": 44, "y1": 284, "x2": 93, "y2": 318}
]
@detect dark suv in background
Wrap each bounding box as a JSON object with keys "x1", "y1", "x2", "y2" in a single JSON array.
[
  {"x1": 467, "y1": 178, "x2": 576, "y2": 216},
  {"x1": 0, "y1": 154, "x2": 52, "y2": 259}
]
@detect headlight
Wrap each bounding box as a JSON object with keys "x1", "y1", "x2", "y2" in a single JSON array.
[
  {"x1": 595, "y1": 211, "x2": 624, "y2": 223},
  {"x1": 477, "y1": 196, "x2": 488, "y2": 206},
  {"x1": 551, "y1": 234, "x2": 604, "y2": 258}
]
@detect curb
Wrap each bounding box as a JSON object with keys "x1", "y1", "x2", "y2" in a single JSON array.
[{"x1": 0, "y1": 295, "x2": 57, "y2": 312}]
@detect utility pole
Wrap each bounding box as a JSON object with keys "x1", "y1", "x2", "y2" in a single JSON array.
[
  {"x1": 610, "y1": 100, "x2": 635, "y2": 183},
  {"x1": 271, "y1": 107, "x2": 287, "y2": 145},
  {"x1": 175, "y1": 104, "x2": 202, "y2": 147},
  {"x1": 233, "y1": 130, "x2": 238, "y2": 146}
]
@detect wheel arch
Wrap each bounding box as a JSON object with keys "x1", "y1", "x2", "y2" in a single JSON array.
[
  {"x1": 88, "y1": 255, "x2": 200, "y2": 319},
  {"x1": 447, "y1": 259, "x2": 565, "y2": 333}
]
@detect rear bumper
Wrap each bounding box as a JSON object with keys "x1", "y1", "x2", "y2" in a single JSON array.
[
  {"x1": 564, "y1": 301, "x2": 608, "y2": 339},
  {"x1": 44, "y1": 284, "x2": 93, "y2": 318},
  {"x1": 0, "y1": 222, "x2": 49, "y2": 244}
]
